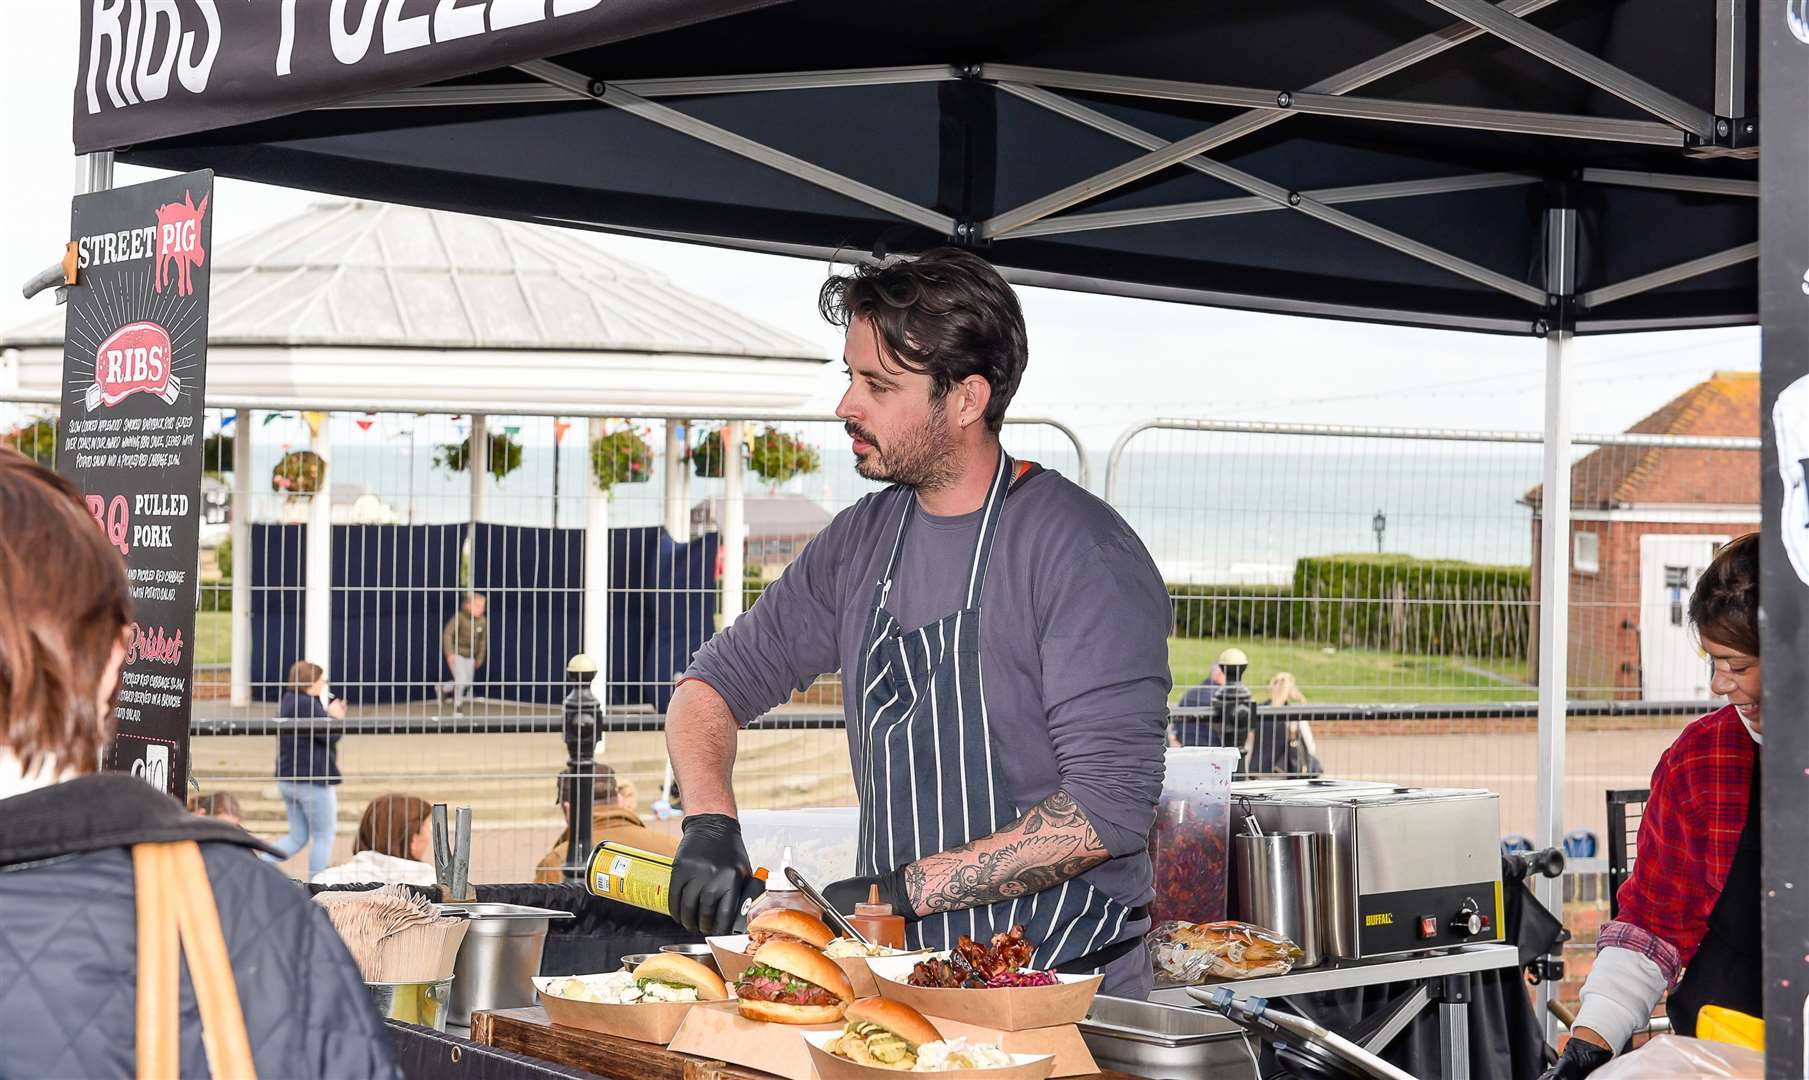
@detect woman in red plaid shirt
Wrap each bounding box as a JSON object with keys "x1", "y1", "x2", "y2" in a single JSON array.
[{"x1": 1544, "y1": 534, "x2": 1762, "y2": 1078}]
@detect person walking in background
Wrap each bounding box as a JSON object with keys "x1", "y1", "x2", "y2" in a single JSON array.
[
  {"x1": 0, "y1": 449, "x2": 399, "y2": 1078},
  {"x1": 189, "y1": 790, "x2": 245, "y2": 827},
  {"x1": 438, "y1": 592, "x2": 489, "y2": 714},
  {"x1": 272, "y1": 660, "x2": 346, "y2": 878},
  {"x1": 313, "y1": 794, "x2": 440, "y2": 886},
  {"x1": 535, "y1": 762, "x2": 678, "y2": 883}
]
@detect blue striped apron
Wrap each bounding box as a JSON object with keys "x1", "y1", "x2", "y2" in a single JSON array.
[{"x1": 852, "y1": 450, "x2": 1138, "y2": 973}]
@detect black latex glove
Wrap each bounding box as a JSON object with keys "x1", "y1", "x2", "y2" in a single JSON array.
[
  {"x1": 669, "y1": 814, "x2": 764, "y2": 935},
  {"x1": 823, "y1": 866, "x2": 915, "y2": 922},
  {"x1": 1536, "y1": 1037, "x2": 1614, "y2": 1080}
]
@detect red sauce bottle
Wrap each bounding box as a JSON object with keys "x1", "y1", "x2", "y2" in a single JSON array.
[{"x1": 847, "y1": 884, "x2": 907, "y2": 949}]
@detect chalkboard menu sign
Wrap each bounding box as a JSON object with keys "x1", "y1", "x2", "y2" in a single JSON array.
[{"x1": 56, "y1": 170, "x2": 213, "y2": 799}]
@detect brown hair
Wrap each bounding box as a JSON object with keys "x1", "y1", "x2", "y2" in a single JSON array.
[
  {"x1": 354, "y1": 794, "x2": 434, "y2": 858},
  {"x1": 0, "y1": 449, "x2": 132, "y2": 776},
  {"x1": 1690, "y1": 532, "x2": 1760, "y2": 656},
  {"x1": 819, "y1": 248, "x2": 1029, "y2": 433},
  {"x1": 289, "y1": 660, "x2": 324, "y2": 694},
  {"x1": 188, "y1": 791, "x2": 242, "y2": 819}
]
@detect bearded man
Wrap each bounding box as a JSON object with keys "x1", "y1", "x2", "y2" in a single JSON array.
[{"x1": 663, "y1": 249, "x2": 1171, "y2": 998}]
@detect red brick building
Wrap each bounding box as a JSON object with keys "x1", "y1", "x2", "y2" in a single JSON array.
[{"x1": 1525, "y1": 372, "x2": 1759, "y2": 699}]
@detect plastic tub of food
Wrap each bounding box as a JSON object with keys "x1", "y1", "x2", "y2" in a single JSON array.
[{"x1": 1147, "y1": 748, "x2": 1240, "y2": 926}]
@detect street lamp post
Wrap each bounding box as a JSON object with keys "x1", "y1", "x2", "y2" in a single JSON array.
[{"x1": 1372, "y1": 509, "x2": 1387, "y2": 553}]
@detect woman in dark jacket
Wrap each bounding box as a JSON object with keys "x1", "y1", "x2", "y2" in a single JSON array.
[
  {"x1": 0, "y1": 448, "x2": 398, "y2": 1078},
  {"x1": 273, "y1": 658, "x2": 347, "y2": 877}
]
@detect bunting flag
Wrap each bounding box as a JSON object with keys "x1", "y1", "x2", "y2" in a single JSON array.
[
  {"x1": 302, "y1": 410, "x2": 327, "y2": 436},
  {"x1": 355, "y1": 418, "x2": 374, "y2": 431},
  {"x1": 504, "y1": 424, "x2": 522, "y2": 436},
  {"x1": 220, "y1": 414, "x2": 237, "y2": 428},
  {"x1": 553, "y1": 420, "x2": 572, "y2": 444},
  {"x1": 261, "y1": 411, "x2": 295, "y2": 427}
]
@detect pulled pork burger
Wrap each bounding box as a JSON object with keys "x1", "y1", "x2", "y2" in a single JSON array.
[
  {"x1": 830, "y1": 998, "x2": 942, "y2": 1070},
  {"x1": 733, "y1": 939, "x2": 854, "y2": 1024},
  {"x1": 747, "y1": 907, "x2": 835, "y2": 950},
  {"x1": 631, "y1": 952, "x2": 729, "y2": 1002}
]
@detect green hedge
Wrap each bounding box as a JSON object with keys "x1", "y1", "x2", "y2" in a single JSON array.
[
  {"x1": 1171, "y1": 584, "x2": 1297, "y2": 639},
  {"x1": 1171, "y1": 554, "x2": 1531, "y2": 660}
]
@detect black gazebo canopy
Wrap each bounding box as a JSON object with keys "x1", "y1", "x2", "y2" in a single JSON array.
[{"x1": 78, "y1": 0, "x2": 1757, "y2": 335}]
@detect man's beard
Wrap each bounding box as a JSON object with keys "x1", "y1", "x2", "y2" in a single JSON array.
[{"x1": 848, "y1": 398, "x2": 959, "y2": 491}]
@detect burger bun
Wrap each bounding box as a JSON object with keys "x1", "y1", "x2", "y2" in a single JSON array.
[
  {"x1": 631, "y1": 953, "x2": 728, "y2": 1000},
  {"x1": 735, "y1": 996, "x2": 849, "y2": 1026},
  {"x1": 750, "y1": 939, "x2": 854, "y2": 1002},
  {"x1": 747, "y1": 907, "x2": 835, "y2": 949},
  {"x1": 844, "y1": 998, "x2": 941, "y2": 1047}
]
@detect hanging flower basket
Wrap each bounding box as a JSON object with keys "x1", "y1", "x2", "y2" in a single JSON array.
[
  {"x1": 591, "y1": 425, "x2": 655, "y2": 491},
  {"x1": 748, "y1": 426, "x2": 821, "y2": 485},
  {"x1": 690, "y1": 426, "x2": 727, "y2": 479},
  {"x1": 272, "y1": 449, "x2": 327, "y2": 495},
  {"x1": 435, "y1": 430, "x2": 525, "y2": 481}
]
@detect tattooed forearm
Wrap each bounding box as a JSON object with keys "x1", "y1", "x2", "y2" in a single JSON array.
[{"x1": 903, "y1": 792, "x2": 1109, "y2": 916}]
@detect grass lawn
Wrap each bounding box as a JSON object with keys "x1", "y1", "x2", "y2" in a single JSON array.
[
  {"x1": 195, "y1": 610, "x2": 230, "y2": 667},
  {"x1": 1169, "y1": 636, "x2": 1534, "y2": 705}
]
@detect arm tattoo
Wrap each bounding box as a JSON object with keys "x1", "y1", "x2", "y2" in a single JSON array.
[{"x1": 903, "y1": 792, "x2": 1109, "y2": 916}]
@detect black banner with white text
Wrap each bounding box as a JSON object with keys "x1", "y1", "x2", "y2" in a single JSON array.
[{"x1": 57, "y1": 170, "x2": 214, "y2": 800}]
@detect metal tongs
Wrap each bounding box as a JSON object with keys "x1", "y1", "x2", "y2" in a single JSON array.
[
  {"x1": 784, "y1": 866, "x2": 871, "y2": 945},
  {"x1": 431, "y1": 803, "x2": 474, "y2": 902}
]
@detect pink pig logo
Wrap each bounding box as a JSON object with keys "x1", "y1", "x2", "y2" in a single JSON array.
[{"x1": 153, "y1": 191, "x2": 209, "y2": 297}]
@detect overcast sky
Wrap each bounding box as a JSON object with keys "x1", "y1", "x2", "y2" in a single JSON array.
[{"x1": 0, "y1": 4, "x2": 1759, "y2": 450}]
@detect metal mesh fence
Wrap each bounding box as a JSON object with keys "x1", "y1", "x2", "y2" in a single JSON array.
[
  {"x1": 1, "y1": 398, "x2": 1756, "y2": 880},
  {"x1": 1106, "y1": 419, "x2": 1759, "y2": 846}
]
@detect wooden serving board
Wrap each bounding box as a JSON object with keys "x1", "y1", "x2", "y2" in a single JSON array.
[{"x1": 471, "y1": 1008, "x2": 1146, "y2": 1080}]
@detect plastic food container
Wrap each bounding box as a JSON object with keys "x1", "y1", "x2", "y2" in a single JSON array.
[
  {"x1": 1147, "y1": 748, "x2": 1239, "y2": 925},
  {"x1": 738, "y1": 807, "x2": 860, "y2": 886}
]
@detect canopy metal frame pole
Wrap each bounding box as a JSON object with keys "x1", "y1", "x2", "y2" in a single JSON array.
[
  {"x1": 1714, "y1": 0, "x2": 1748, "y2": 119},
  {"x1": 1579, "y1": 241, "x2": 1759, "y2": 310},
  {"x1": 514, "y1": 60, "x2": 957, "y2": 236},
  {"x1": 1006, "y1": 172, "x2": 1537, "y2": 239},
  {"x1": 327, "y1": 64, "x2": 960, "y2": 108},
  {"x1": 1578, "y1": 167, "x2": 1758, "y2": 198},
  {"x1": 1534, "y1": 205, "x2": 1578, "y2": 1047},
  {"x1": 997, "y1": 83, "x2": 1547, "y2": 305},
  {"x1": 1419, "y1": 0, "x2": 1717, "y2": 137},
  {"x1": 981, "y1": 64, "x2": 1686, "y2": 147},
  {"x1": 980, "y1": 0, "x2": 1565, "y2": 237}
]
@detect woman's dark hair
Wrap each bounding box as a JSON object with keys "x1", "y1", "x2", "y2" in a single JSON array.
[
  {"x1": 0, "y1": 449, "x2": 132, "y2": 776},
  {"x1": 1690, "y1": 532, "x2": 1759, "y2": 656},
  {"x1": 818, "y1": 248, "x2": 1028, "y2": 433},
  {"x1": 354, "y1": 794, "x2": 434, "y2": 858}
]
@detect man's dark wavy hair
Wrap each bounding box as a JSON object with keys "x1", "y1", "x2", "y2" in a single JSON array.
[{"x1": 818, "y1": 248, "x2": 1028, "y2": 433}]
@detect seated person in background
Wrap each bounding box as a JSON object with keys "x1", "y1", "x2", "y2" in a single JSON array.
[
  {"x1": 1168, "y1": 664, "x2": 1224, "y2": 747},
  {"x1": 1246, "y1": 672, "x2": 1321, "y2": 776},
  {"x1": 535, "y1": 763, "x2": 678, "y2": 883},
  {"x1": 312, "y1": 794, "x2": 438, "y2": 886},
  {"x1": 188, "y1": 790, "x2": 244, "y2": 827}
]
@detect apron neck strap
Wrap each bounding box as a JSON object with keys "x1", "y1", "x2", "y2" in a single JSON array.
[{"x1": 963, "y1": 448, "x2": 1013, "y2": 610}]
